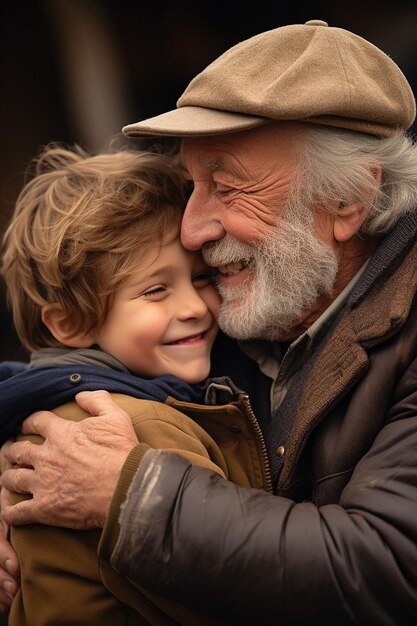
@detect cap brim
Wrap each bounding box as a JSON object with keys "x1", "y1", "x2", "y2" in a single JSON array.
[{"x1": 122, "y1": 106, "x2": 269, "y2": 138}]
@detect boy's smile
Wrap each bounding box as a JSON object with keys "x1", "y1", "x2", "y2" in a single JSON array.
[{"x1": 93, "y1": 234, "x2": 220, "y2": 384}]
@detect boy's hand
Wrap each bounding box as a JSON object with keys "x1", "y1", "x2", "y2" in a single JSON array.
[{"x1": 1, "y1": 391, "x2": 138, "y2": 529}]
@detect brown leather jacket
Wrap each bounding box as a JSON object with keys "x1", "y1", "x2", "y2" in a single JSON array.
[{"x1": 103, "y1": 212, "x2": 417, "y2": 626}]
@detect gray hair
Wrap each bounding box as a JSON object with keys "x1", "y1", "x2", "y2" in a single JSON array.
[{"x1": 295, "y1": 125, "x2": 417, "y2": 235}]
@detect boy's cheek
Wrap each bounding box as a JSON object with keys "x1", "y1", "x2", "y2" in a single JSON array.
[{"x1": 208, "y1": 287, "x2": 222, "y2": 318}]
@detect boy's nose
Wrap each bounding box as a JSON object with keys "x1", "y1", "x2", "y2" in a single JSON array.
[{"x1": 177, "y1": 289, "x2": 209, "y2": 322}]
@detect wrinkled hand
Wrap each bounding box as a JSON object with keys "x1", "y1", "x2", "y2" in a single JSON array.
[
  {"x1": 1, "y1": 391, "x2": 138, "y2": 529},
  {"x1": 0, "y1": 478, "x2": 20, "y2": 612}
]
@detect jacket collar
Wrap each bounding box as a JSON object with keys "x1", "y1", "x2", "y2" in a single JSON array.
[{"x1": 280, "y1": 212, "x2": 417, "y2": 488}]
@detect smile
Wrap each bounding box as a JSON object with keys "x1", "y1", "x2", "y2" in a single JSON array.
[
  {"x1": 164, "y1": 331, "x2": 208, "y2": 346},
  {"x1": 217, "y1": 260, "x2": 249, "y2": 276}
]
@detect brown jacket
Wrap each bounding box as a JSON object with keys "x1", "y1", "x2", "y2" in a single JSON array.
[{"x1": 3, "y1": 390, "x2": 271, "y2": 626}]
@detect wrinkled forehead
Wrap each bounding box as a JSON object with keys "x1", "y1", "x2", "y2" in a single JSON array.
[
  {"x1": 180, "y1": 122, "x2": 307, "y2": 177},
  {"x1": 180, "y1": 133, "x2": 242, "y2": 163}
]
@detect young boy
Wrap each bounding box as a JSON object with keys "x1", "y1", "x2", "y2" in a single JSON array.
[{"x1": 0, "y1": 145, "x2": 271, "y2": 625}]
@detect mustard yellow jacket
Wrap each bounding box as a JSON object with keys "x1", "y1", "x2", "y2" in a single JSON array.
[{"x1": 3, "y1": 390, "x2": 271, "y2": 625}]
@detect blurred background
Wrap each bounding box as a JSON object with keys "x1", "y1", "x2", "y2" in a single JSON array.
[{"x1": 1, "y1": 0, "x2": 417, "y2": 363}]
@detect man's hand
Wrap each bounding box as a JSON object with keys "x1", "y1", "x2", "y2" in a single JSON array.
[
  {"x1": 1, "y1": 391, "x2": 138, "y2": 529},
  {"x1": 0, "y1": 479, "x2": 19, "y2": 613}
]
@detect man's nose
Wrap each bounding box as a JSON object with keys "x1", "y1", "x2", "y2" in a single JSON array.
[{"x1": 181, "y1": 194, "x2": 225, "y2": 251}]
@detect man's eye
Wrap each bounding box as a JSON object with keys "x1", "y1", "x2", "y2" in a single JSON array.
[{"x1": 215, "y1": 183, "x2": 234, "y2": 197}]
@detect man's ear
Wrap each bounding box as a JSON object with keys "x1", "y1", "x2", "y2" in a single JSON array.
[
  {"x1": 333, "y1": 165, "x2": 382, "y2": 243},
  {"x1": 41, "y1": 304, "x2": 95, "y2": 348},
  {"x1": 333, "y1": 202, "x2": 368, "y2": 242}
]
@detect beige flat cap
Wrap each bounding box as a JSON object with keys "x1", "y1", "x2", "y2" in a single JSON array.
[{"x1": 123, "y1": 19, "x2": 416, "y2": 139}]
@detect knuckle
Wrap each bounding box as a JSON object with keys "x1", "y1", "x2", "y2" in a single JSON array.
[
  {"x1": 4, "y1": 468, "x2": 29, "y2": 494},
  {"x1": 9, "y1": 441, "x2": 30, "y2": 466},
  {"x1": 12, "y1": 471, "x2": 23, "y2": 491},
  {"x1": 2, "y1": 504, "x2": 23, "y2": 527},
  {"x1": 11, "y1": 444, "x2": 23, "y2": 467}
]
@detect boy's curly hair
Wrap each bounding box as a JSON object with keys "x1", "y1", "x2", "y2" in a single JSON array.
[{"x1": 1, "y1": 144, "x2": 189, "y2": 351}]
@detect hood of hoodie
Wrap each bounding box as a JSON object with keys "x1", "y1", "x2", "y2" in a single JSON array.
[{"x1": 0, "y1": 362, "x2": 207, "y2": 445}]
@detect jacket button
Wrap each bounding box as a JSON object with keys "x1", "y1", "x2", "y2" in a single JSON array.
[
  {"x1": 229, "y1": 424, "x2": 242, "y2": 434},
  {"x1": 69, "y1": 373, "x2": 82, "y2": 384},
  {"x1": 275, "y1": 445, "x2": 285, "y2": 457}
]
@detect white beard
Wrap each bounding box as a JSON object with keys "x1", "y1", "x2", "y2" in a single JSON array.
[{"x1": 203, "y1": 206, "x2": 338, "y2": 341}]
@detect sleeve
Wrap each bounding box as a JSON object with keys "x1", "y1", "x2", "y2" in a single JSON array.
[
  {"x1": 118, "y1": 396, "x2": 229, "y2": 480},
  {"x1": 99, "y1": 397, "x2": 230, "y2": 556},
  {"x1": 6, "y1": 397, "x2": 231, "y2": 626},
  {"x1": 3, "y1": 433, "x2": 148, "y2": 626},
  {"x1": 104, "y1": 375, "x2": 417, "y2": 626}
]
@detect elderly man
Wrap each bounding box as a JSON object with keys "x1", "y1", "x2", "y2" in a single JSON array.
[{"x1": 2, "y1": 19, "x2": 417, "y2": 625}]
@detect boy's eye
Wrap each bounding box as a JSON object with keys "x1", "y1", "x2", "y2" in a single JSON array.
[
  {"x1": 141, "y1": 285, "x2": 167, "y2": 298},
  {"x1": 192, "y1": 272, "x2": 213, "y2": 288}
]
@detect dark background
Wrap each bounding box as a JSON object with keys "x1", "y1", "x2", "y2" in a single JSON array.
[
  {"x1": 0, "y1": 3, "x2": 416, "y2": 623},
  {"x1": 1, "y1": 0, "x2": 417, "y2": 364}
]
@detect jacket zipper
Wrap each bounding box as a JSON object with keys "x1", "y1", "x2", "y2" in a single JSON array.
[{"x1": 238, "y1": 393, "x2": 273, "y2": 494}]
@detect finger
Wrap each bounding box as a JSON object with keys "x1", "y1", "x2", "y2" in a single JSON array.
[
  {"x1": 0, "y1": 601, "x2": 11, "y2": 613},
  {"x1": 20, "y1": 410, "x2": 65, "y2": 437},
  {"x1": 2, "y1": 499, "x2": 42, "y2": 527},
  {"x1": 0, "y1": 484, "x2": 12, "y2": 511},
  {"x1": 76, "y1": 389, "x2": 126, "y2": 417},
  {"x1": 0, "y1": 532, "x2": 20, "y2": 579},
  {"x1": 0, "y1": 441, "x2": 13, "y2": 456},
  {"x1": 0, "y1": 484, "x2": 13, "y2": 537},
  {"x1": 0, "y1": 575, "x2": 19, "y2": 604},
  {"x1": 1, "y1": 469, "x2": 34, "y2": 496},
  {"x1": 0, "y1": 519, "x2": 8, "y2": 542},
  {"x1": 0, "y1": 573, "x2": 19, "y2": 607},
  {"x1": 4, "y1": 557, "x2": 19, "y2": 579},
  {"x1": 2, "y1": 441, "x2": 37, "y2": 468},
  {"x1": 0, "y1": 595, "x2": 14, "y2": 612},
  {"x1": 0, "y1": 499, "x2": 9, "y2": 539}
]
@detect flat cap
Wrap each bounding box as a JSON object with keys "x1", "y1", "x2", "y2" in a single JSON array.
[{"x1": 123, "y1": 20, "x2": 416, "y2": 139}]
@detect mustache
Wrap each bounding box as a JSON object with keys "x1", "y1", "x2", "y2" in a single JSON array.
[
  {"x1": 211, "y1": 213, "x2": 338, "y2": 341},
  {"x1": 203, "y1": 235, "x2": 255, "y2": 266}
]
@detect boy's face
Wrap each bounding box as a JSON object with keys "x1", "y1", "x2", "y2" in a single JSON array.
[{"x1": 94, "y1": 235, "x2": 220, "y2": 383}]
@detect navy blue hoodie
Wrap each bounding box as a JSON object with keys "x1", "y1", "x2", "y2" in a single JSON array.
[{"x1": 0, "y1": 361, "x2": 207, "y2": 446}]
